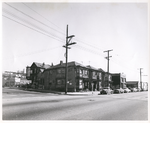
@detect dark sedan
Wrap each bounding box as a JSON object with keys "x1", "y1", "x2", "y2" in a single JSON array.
[
  {"x1": 100, "y1": 87, "x2": 113, "y2": 95},
  {"x1": 114, "y1": 88, "x2": 124, "y2": 94}
]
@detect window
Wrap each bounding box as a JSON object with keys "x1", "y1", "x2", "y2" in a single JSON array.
[
  {"x1": 93, "y1": 71, "x2": 96, "y2": 76},
  {"x1": 57, "y1": 69, "x2": 61, "y2": 73},
  {"x1": 79, "y1": 69, "x2": 82, "y2": 74},
  {"x1": 68, "y1": 68, "x2": 72, "y2": 72},
  {"x1": 99, "y1": 72, "x2": 102, "y2": 79},
  {"x1": 62, "y1": 68, "x2": 65, "y2": 73},
  {"x1": 57, "y1": 79, "x2": 61, "y2": 85},
  {"x1": 79, "y1": 79, "x2": 83, "y2": 88},
  {"x1": 49, "y1": 70, "x2": 52, "y2": 75},
  {"x1": 99, "y1": 82, "x2": 102, "y2": 88},
  {"x1": 83, "y1": 70, "x2": 88, "y2": 75},
  {"x1": 109, "y1": 75, "x2": 112, "y2": 81}
]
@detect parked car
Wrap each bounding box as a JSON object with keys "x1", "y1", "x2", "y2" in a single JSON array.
[
  {"x1": 123, "y1": 88, "x2": 131, "y2": 93},
  {"x1": 100, "y1": 87, "x2": 113, "y2": 94},
  {"x1": 130, "y1": 88, "x2": 138, "y2": 92},
  {"x1": 114, "y1": 88, "x2": 124, "y2": 94},
  {"x1": 137, "y1": 88, "x2": 141, "y2": 92}
]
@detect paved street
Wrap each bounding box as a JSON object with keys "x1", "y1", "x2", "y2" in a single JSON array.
[{"x1": 2, "y1": 88, "x2": 148, "y2": 120}]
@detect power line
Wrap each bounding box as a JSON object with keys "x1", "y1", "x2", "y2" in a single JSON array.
[
  {"x1": 74, "y1": 44, "x2": 105, "y2": 58},
  {"x1": 3, "y1": 15, "x2": 64, "y2": 43},
  {"x1": 3, "y1": 46, "x2": 62, "y2": 60},
  {"x1": 3, "y1": 8, "x2": 64, "y2": 42},
  {"x1": 75, "y1": 37, "x2": 104, "y2": 53},
  {"x1": 22, "y1": 2, "x2": 65, "y2": 34},
  {"x1": 4, "y1": 2, "x2": 64, "y2": 35},
  {"x1": 74, "y1": 44, "x2": 139, "y2": 73}
]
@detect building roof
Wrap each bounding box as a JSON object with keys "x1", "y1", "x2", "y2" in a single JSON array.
[
  {"x1": 126, "y1": 81, "x2": 139, "y2": 84},
  {"x1": 46, "y1": 61, "x2": 86, "y2": 69},
  {"x1": 86, "y1": 65, "x2": 98, "y2": 70},
  {"x1": 45, "y1": 61, "x2": 106, "y2": 73},
  {"x1": 32, "y1": 62, "x2": 51, "y2": 69}
]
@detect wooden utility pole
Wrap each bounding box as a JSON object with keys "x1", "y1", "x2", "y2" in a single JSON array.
[
  {"x1": 140, "y1": 68, "x2": 143, "y2": 90},
  {"x1": 63, "y1": 25, "x2": 76, "y2": 94},
  {"x1": 104, "y1": 49, "x2": 113, "y2": 87}
]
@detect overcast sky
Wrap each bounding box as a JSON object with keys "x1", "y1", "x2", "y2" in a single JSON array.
[{"x1": 2, "y1": 2, "x2": 148, "y2": 82}]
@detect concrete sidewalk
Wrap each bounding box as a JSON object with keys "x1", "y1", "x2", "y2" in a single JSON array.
[
  {"x1": 20, "y1": 87, "x2": 100, "y2": 96},
  {"x1": 67, "y1": 91, "x2": 100, "y2": 96}
]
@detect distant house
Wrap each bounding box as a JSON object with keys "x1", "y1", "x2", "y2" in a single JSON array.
[
  {"x1": 112, "y1": 73, "x2": 126, "y2": 89},
  {"x1": 2, "y1": 71, "x2": 30, "y2": 87},
  {"x1": 26, "y1": 62, "x2": 51, "y2": 86}
]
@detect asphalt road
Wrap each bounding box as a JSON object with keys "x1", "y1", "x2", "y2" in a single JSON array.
[{"x1": 2, "y1": 88, "x2": 148, "y2": 120}]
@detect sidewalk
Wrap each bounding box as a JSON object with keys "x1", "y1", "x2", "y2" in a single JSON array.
[
  {"x1": 21, "y1": 88, "x2": 100, "y2": 96},
  {"x1": 67, "y1": 91, "x2": 100, "y2": 96}
]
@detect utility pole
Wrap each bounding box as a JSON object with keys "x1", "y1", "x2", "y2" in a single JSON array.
[
  {"x1": 140, "y1": 68, "x2": 143, "y2": 90},
  {"x1": 63, "y1": 25, "x2": 76, "y2": 94},
  {"x1": 104, "y1": 49, "x2": 113, "y2": 87}
]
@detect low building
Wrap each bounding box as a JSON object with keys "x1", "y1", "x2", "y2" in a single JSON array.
[
  {"x1": 2, "y1": 71, "x2": 30, "y2": 87},
  {"x1": 112, "y1": 73, "x2": 126, "y2": 89},
  {"x1": 126, "y1": 81, "x2": 139, "y2": 89}
]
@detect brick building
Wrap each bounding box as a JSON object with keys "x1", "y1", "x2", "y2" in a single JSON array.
[{"x1": 43, "y1": 61, "x2": 110, "y2": 92}]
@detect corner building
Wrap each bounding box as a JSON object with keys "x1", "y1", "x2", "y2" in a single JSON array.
[{"x1": 43, "y1": 61, "x2": 106, "y2": 92}]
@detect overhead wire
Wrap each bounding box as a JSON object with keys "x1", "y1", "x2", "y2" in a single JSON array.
[
  {"x1": 74, "y1": 44, "x2": 105, "y2": 58},
  {"x1": 3, "y1": 14, "x2": 64, "y2": 43},
  {"x1": 4, "y1": 2, "x2": 65, "y2": 36},
  {"x1": 3, "y1": 46, "x2": 62, "y2": 60},
  {"x1": 22, "y1": 2, "x2": 65, "y2": 34},
  {"x1": 3, "y1": 8, "x2": 65, "y2": 43},
  {"x1": 3, "y1": 3, "x2": 142, "y2": 74}
]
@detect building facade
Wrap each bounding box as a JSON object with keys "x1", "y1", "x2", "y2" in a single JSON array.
[
  {"x1": 43, "y1": 61, "x2": 107, "y2": 92},
  {"x1": 126, "y1": 81, "x2": 139, "y2": 89},
  {"x1": 111, "y1": 73, "x2": 126, "y2": 89},
  {"x1": 2, "y1": 71, "x2": 30, "y2": 87},
  {"x1": 26, "y1": 62, "x2": 51, "y2": 87}
]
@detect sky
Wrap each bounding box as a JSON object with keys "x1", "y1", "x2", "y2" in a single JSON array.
[{"x1": 2, "y1": 1, "x2": 149, "y2": 82}]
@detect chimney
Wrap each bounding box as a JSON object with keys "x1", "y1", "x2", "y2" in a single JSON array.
[
  {"x1": 60, "y1": 61, "x2": 63, "y2": 65},
  {"x1": 42, "y1": 62, "x2": 45, "y2": 66},
  {"x1": 51, "y1": 63, "x2": 53, "y2": 66}
]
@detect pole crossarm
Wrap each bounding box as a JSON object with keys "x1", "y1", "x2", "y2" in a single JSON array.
[
  {"x1": 67, "y1": 42, "x2": 77, "y2": 46},
  {"x1": 103, "y1": 49, "x2": 113, "y2": 53}
]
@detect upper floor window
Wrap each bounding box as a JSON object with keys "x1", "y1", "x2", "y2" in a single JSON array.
[
  {"x1": 49, "y1": 70, "x2": 52, "y2": 75},
  {"x1": 109, "y1": 75, "x2": 112, "y2": 81},
  {"x1": 92, "y1": 71, "x2": 96, "y2": 76},
  {"x1": 99, "y1": 72, "x2": 102, "y2": 79},
  {"x1": 83, "y1": 70, "x2": 88, "y2": 75},
  {"x1": 79, "y1": 69, "x2": 82, "y2": 74},
  {"x1": 57, "y1": 69, "x2": 61, "y2": 74},
  {"x1": 68, "y1": 67, "x2": 73, "y2": 72},
  {"x1": 62, "y1": 68, "x2": 65, "y2": 73}
]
